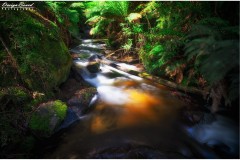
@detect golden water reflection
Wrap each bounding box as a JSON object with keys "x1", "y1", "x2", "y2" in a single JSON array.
[{"x1": 90, "y1": 80, "x2": 185, "y2": 134}]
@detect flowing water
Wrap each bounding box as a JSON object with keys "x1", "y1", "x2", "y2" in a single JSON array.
[{"x1": 37, "y1": 39, "x2": 239, "y2": 159}]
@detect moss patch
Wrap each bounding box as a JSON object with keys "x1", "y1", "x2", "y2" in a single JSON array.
[
  {"x1": 29, "y1": 100, "x2": 67, "y2": 137},
  {"x1": 52, "y1": 100, "x2": 68, "y2": 120},
  {"x1": 29, "y1": 114, "x2": 51, "y2": 134}
]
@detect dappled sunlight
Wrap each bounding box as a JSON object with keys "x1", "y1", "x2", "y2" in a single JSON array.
[
  {"x1": 120, "y1": 89, "x2": 162, "y2": 125},
  {"x1": 127, "y1": 89, "x2": 160, "y2": 107},
  {"x1": 122, "y1": 88, "x2": 183, "y2": 125}
]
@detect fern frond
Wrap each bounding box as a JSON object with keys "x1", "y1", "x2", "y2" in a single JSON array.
[
  {"x1": 200, "y1": 40, "x2": 239, "y2": 84},
  {"x1": 185, "y1": 17, "x2": 239, "y2": 107}
]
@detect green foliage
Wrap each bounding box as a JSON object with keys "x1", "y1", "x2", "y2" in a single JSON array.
[
  {"x1": 0, "y1": 87, "x2": 29, "y2": 103},
  {"x1": 132, "y1": 24, "x2": 143, "y2": 33},
  {"x1": 140, "y1": 2, "x2": 210, "y2": 34},
  {"x1": 185, "y1": 17, "x2": 239, "y2": 102},
  {"x1": 0, "y1": 87, "x2": 31, "y2": 151},
  {"x1": 185, "y1": 18, "x2": 239, "y2": 84},
  {"x1": 0, "y1": 87, "x2": 32, "y2": 113},
  {"x1": 121, "y1": 23, "x2": 132, "y2": 36},
  {"x1": 140, "y1": 37, "x2": 184, "y2": 77},
  {"x1": 45, "y1": 2, "x2": 85, "y2": 37},
  {"x1": 135, "y1": 2, "x2": 210, "y2": 79},
  {"x1": 140, "y1": 43, "x2": 163, "y2": 74},
  {"x1": 86, "y1": 1, "x2": 129, "y2": 20},
  {"x1": 122, "y1": 39, "x2": 133, "y2": 52},
  {"x1": 85, "y1": 1, "x2": 129, "y2": 36}
]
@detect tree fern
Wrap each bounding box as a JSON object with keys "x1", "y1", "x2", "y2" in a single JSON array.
[
  {"x1": 85, "y1": 1, "x2": 129, "y2": 36},
  {"x1": 185, "y1": 19, "x2": 239, "y2": 85},
  {"x1": 185, "y1": 17, "x2": 239, "y2": 106}
]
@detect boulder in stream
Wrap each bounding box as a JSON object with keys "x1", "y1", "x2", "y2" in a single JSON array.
[
  {"x1": 29, "y1": 100, "x2": 67, "y2": 138},
  {"x1": 86, "y1": 54, "x2": 101, "y2": 73},
  {"x1": 57, "y1": 87, "x2": 97, "y2": 131},
  {"x1": 86, "y1": 61, "x2": 100, "y2": 73},
  {"x1": 67, "y1": 87, "x2": 97, "y2": 111}
]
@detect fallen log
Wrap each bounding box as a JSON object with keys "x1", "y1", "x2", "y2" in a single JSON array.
[
  {"x1": 138, "y1": 72, "x2": 209, "y2": 97},
  {"x1": 100, "y1": 58, "x2": 209, "y2": 97}
]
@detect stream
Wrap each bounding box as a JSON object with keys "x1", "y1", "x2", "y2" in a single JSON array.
[{"x1": 35, "y1": 39, "x2": 239, "y2": 159}]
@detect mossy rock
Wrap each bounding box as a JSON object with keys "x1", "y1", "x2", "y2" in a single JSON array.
[
  {"x1": 68, "y1": 87, "x2": 97, "y2": 111},
  {"x1": 0, "y1": 10, "x2": 72, "y2": 93},
  {"x1": 29, "y1": 100, "x2": 67, "y2": 138}
]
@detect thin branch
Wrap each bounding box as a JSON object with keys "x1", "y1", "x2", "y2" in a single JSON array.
[
  {"x1": 27, "y1": 10, "x2": 54, "y2": 26},
  {"x1": 0, "y1": 35, "x2": 20, "y2": 74},
  {"x1": 105, "y1": 48, "x2": 125, "y2": 58},
  {"x1": 0, "y1": 35, "x2": 31, "y2": 90}
]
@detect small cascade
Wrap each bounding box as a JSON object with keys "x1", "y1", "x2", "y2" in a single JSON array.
[{"x1": 186, "y1": 115, "x2": 239, "y2": 157}]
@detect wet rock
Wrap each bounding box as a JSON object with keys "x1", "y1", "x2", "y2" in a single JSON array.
[
  {"x1": 66, "y1": 87, "x2": 97, "y2": 114},
  {"x1": 58, "y1": 77, "x2": 91, "y2": 101},
  {"x1": 88, "y1": 54, "x2": 102, "y2": 61},
  {"x1": 71, "y1": 53, "x2": 80, "y2": 60},
  {"x1": 56, "y1": 88, "x2": 97, "y2": 131},
  {"x1": 56, "y1": 107, "x2": 80, "y2": 131},
  {"x1": 67, "y1": 87, "x2": 97, "y2": 107},
  {"x1": 86, "y1": 61, "x2": 100, "y2": 73},
  {"x1": 29, "y1": 100, "x2": 67, "y2": 138},
  {"x1": 86, "y1": 54, "x2": 101, "y2": 73}
]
